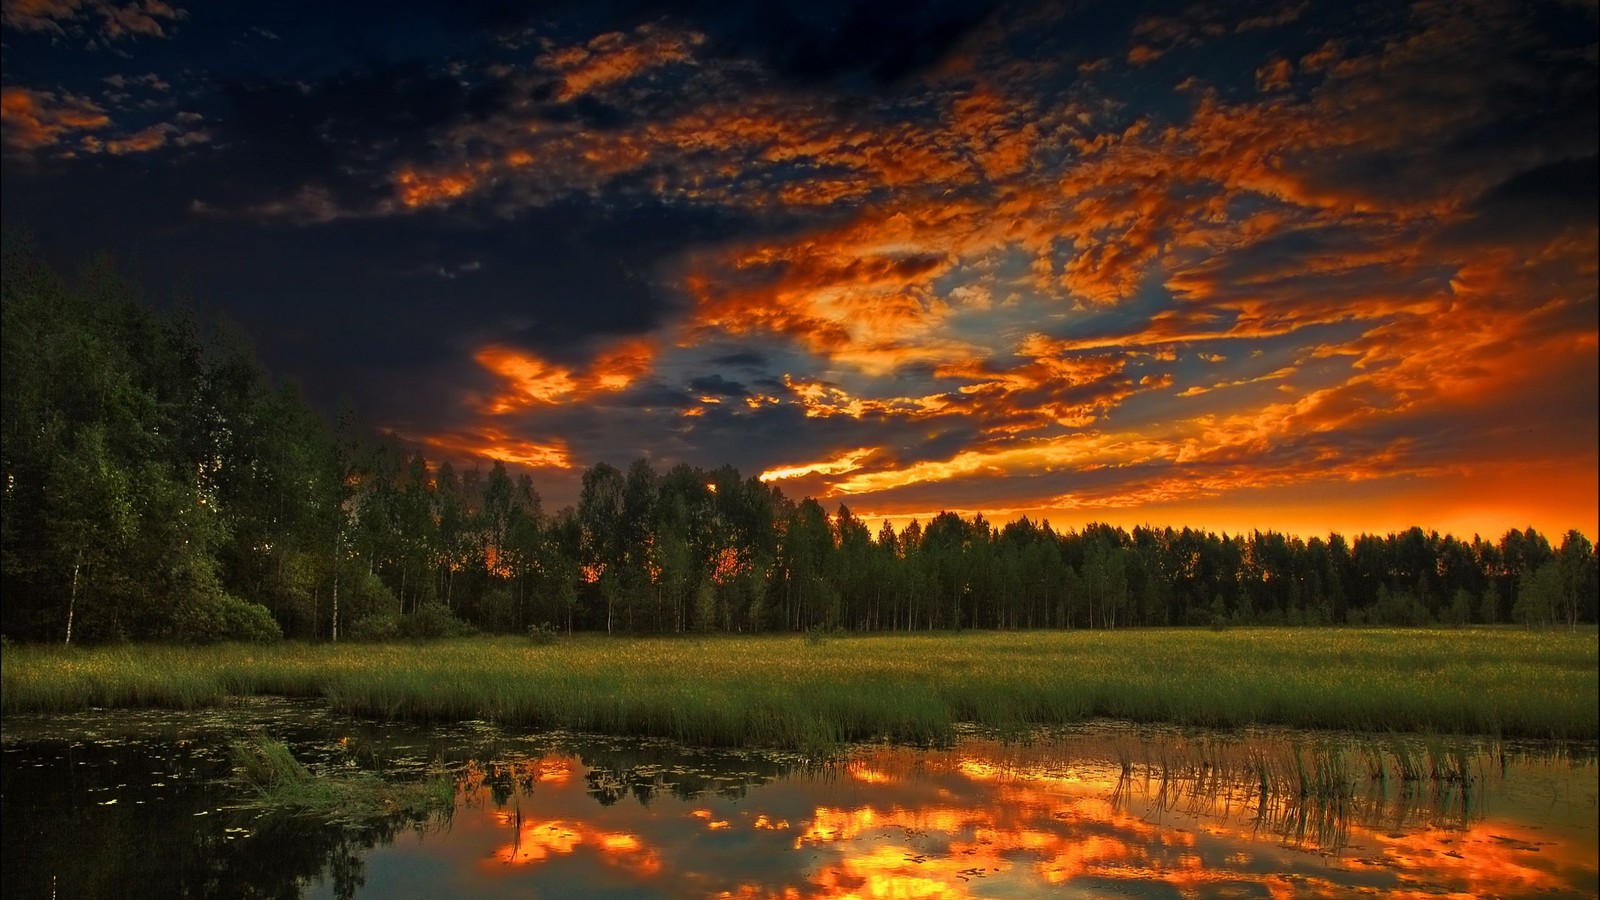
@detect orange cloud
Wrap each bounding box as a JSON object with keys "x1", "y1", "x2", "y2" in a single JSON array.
[
  {"x1": 419, "y1": 426, "x2": 572, "y2": 469},
  {"x1": 97, "y1": 0, "x2": 179, "y2": 37},
  {"x1": 1237, "y1": 3, "x2": 1308, "y2": 31},
  {"x1": 539, "y1": 25, "x2": 703, "y2": 102},
  {"x1": 416, "y1": 336, "x2": 656, "y2": 470},
  {"x1": 1, "y1": 0, "x2": 182, "y2": 39},
  {"x1": 475, "y1": 346, "x2": 580, "y2": 410},
  {"x1": 1127, "y1": 44, "x2": 1164, "y2": 66},
  {"x1": 590, "y1": 339, "x2": 656, "y2": 392},
  {"x1": 781, "y1": 376, "x2": 954, "y2": 421},
  {"x1": 832, "y1": 432, "x2": 1174, "y2": 495},
  {"x1": 349, "y1": 0, "x2": 1594, "y2": 539},
  {"x1": 759, "y1": 447, "x2": 878, "y2": 482},
  {"x1": 394, "y1": 166, "x2": 477, "y2": 207},
  {"x1": 0, "y1": 86, "x2": 110, "y2": 151},
  {"x1": 685, "y1": 217, "x2": 977, "y2": 375},
  {"x1": 1, "y1": 0, "x2": 84, "y2": 32},
  {"x1": 1256, "y1": 57, "x2": 1293, "y2": 91},
  {"x1": 102, "y1": 121, "x2": 174, "y2": 154},
  {"x1": 1176, "y1": 365, "x2": 1296, "y2": 398},
  {"x1": 473, "y1": 337, "x2": 655, "y2": 414}
]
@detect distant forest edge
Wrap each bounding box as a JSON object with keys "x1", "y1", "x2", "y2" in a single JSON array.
[{"x1": 4, "y1": 237, "x2": 1597, "y2": 644}]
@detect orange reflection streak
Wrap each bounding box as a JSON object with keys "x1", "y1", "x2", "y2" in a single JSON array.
[
  {"x1": 776, "y1": 741, "x2": 1589, "y2": 898},
  {"x1": 487, "y1": 818, "x2": 661, "y2": 875},
  {"x1": 432, "y1": 739, "x2": 1595, "y2": 900},
  {"x1": 461, "y1": 756, "x2": 662, "y2": 876},
  {"x1": 536, "y1": 760, "x2": 572, "y2": 783},
  {"x1": 493, "y1": 818, "x2": 582, "y2": 864},
  {"x1": 1342, "y1": 820, "x2": 1576, "y2": 898},
  {"x1": 771, "y1": 789, "x2": 1180, "y2": 898}
]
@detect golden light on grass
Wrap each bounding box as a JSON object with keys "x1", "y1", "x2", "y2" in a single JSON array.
[{"x1": 3, "y1": 630, "x2": 1595, "y2": 749}]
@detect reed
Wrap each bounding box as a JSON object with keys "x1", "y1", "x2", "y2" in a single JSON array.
[
  {"x1": 4, "y1": 627, "x2": 1595, "y2": 751},
  {"x1": 1082, "y1": 731, "x2": 1508, "y2": 852},
  {"x1": 232, "y1": 735, "x2": 313, "y2": 792}
]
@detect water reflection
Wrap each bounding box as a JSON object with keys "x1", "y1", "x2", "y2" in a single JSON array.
[
  {"x1": 1, "y1": 703, "x2": 467, "y2": 900},
  {"x1": 2, "y1": 704, "x2": 1595, "y2": 899},
  {"x1": 0, "y1": 728, "x2": 428, "y2": 900},
  {"x1": 353, "y1": 731, "x2": 1596, "y2": 899}
]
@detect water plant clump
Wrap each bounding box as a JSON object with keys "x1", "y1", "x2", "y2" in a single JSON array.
[
  {"x1": 230, "y1": 736, "x2": 455, "y2": 826},
  {"x1": 232, "y1": 735, "x2": 314, "y2": 792}
]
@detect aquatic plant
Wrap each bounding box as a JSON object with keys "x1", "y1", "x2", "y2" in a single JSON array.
[{"x1": 229, "y1": 736, "x2": 455, "y2": 826}]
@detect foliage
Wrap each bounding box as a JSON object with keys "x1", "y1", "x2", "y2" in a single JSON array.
[
  {"x1": 347, "y1": 613, "x2": 401, "y2": 642},
  {"x1": 396, "y1": 603, "x2": 473, "y2": 641},
  {"x1": 1, "y1": 238, "x2": 1595, "y2": 645},
  {"x1": 178, "y1": 594, "x2": 284, "y2": 643}
]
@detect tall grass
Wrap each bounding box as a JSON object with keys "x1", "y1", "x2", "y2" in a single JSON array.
[{"x1": 4, "y1": 628, "x2": 1595, "y2": 750}]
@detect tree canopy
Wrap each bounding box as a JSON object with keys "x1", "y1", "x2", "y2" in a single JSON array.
[{"x1": 3, "y1": 238, "x2": 1595, "y2": 642}]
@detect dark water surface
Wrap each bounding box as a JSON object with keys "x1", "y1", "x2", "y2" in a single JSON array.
[{"x1": 3, "y1": 699, "x2": 1595, "y2": 898}]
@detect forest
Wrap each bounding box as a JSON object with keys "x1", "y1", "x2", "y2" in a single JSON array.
[{"x1": 3, "y1": 236, "x2": 1597, "y2": 644}]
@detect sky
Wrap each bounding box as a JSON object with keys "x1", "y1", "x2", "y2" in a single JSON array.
[{"x1": 2, "y1": 0, "x2": 1596, "y2": 541}]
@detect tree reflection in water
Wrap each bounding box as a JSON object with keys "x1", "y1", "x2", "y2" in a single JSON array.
[
  {"x1": 2, "y1": 711, "x2": 1595, "y2": 899},
  {"x1": 0, "y1": 733, "x2": 451, "y2": 900},
  {"x1": 380, "y1": 730, "x2": 1596, "y2": 899}
]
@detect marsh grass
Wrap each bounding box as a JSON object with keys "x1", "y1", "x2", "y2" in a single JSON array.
[
  {"x1": 1178, "y1": 736, "x2": 1497, "y2": 849},
  {"x1": 230, "y1": 736, "x2": 455, "y2": 826},
  {"x1": 852, "y1": 727, "x2": 1538, "y2": 856},
  {"x1": 5, "y1": 628, "x2": 1596, "y2": 751},
  {"x1": 232, "y1": 735, "x2": 312, "y2": 791}
]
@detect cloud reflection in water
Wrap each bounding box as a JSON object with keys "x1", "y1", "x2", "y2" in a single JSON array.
[{"x1": 339, "y1": 734, "x2": 1598, "y2": 899}]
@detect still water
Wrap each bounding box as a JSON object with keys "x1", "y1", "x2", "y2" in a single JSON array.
[{"x1": 3, "y1": 699, "x2": 1595, "y2": 899}]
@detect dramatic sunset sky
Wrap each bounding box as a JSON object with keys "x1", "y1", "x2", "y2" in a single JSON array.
[{"x1": 3, "y1": 0, "x2": 1596, "y2": 539}]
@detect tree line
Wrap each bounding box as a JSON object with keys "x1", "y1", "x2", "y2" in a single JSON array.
[{"x1": 3, "y1": 238, "x2": 1596, "y2": 643}]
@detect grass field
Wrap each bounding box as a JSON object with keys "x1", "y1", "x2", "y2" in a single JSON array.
[{"x1": 3, "y1": 628, "x2": 1595, "y2": 750}]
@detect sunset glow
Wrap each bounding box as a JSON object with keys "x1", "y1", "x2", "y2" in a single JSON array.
[{"x1": 3, "y1": 0, "x2": 1594, "y2": 539}]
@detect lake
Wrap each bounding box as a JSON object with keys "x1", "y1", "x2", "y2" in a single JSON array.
[{"x1": 3, "y1": 699, "x2": 1594, "y2": 898}]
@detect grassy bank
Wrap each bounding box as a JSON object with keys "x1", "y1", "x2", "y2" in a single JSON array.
[{"x1": 3, "y1": 628, "x2": 1595, "y2": 750}]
